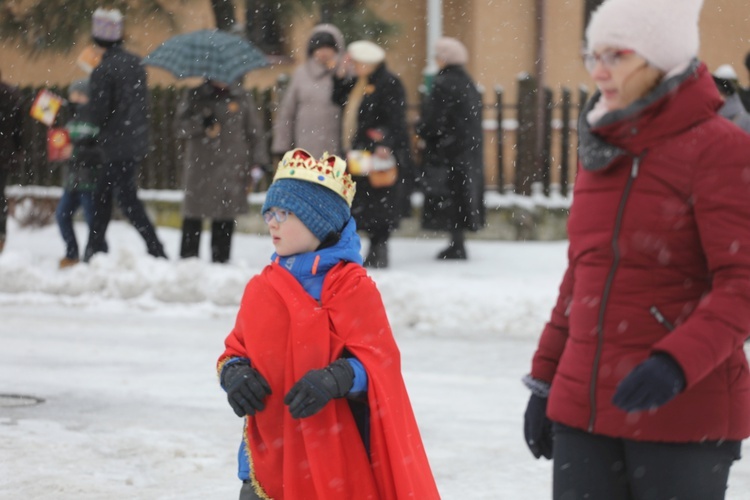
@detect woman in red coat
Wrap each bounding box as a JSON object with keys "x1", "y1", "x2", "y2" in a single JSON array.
[{"x1": 523, "y1": 0, "x2": 750, "y2": 498}]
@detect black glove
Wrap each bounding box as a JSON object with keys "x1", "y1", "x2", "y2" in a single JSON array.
[
  {"x1": 524, "y1": 394, "x2": 554, "y2": 459},
  {"x1": 222, "y1": 362, "x2": 272, "y2": 418},
  {"x1": 612, "y1": 353, "x2": 685, "y2": 413},
  {"x1": 202, "y1": 107, "x2": 218, "y2": 128},
  {"x1": 284, "y1": 359, "x2": 354, "y2": 419}
]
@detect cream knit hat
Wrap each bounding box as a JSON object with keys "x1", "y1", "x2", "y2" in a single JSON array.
[
  {"x1": 586, "y1": 0, "x2": 704, "y2": 73},
  {"x1": 435, "y1": 37, "x2": 469, "y2": 66},
  {"x1": 348, "y1": 40, "x2": 386, "y2": 65}
]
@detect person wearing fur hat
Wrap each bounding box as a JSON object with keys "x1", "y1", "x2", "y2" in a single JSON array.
[
  {"x1": 83, "y1": 8, "x2": 167, "y2": 262},
  {"x1": 216, "y1": 149, "x2": 440, "y2": 500},
  {"x1": 523, "y1": 0, "x2": 750, "y2": 498},
  {"x1": 416, "y1": 37, "x2": 485, "y2": 260},
  {"x1": 271, "y1": 24, "x2": 345, "y2": 159},
  {"x1": 333, "y1": 40, "x2": 413, "y2": 268}
]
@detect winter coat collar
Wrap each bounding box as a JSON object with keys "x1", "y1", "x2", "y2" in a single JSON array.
[
  {"x1": 272, "y1": 217, "x2": 363, "y2": 300},
  {"x1": 367, "y1": 63, "x2": 388, "y2": 84},
  {"x1": 438, "y1": 64, "x2": 465, "y2": 76},
  {"x1": 303, "y1": 58, "x2": 334, "y2": 81},
  {"x1": 579, "y1": 59, "x2": 722, "y2": 172}
]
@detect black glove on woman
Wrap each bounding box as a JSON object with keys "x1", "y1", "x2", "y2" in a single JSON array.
[
  {"x1": 612, "y1": 353, "x2": 685, "y2": 412},
  {"x1": 284, "y1": 359, "x2": 354, "y2": 419},
  {"x1": 221, "y1": 361, "x2": 272, "y2": 418},
  {"x1": 524, "y1": 394, "x2": 554, "y2": 459}
]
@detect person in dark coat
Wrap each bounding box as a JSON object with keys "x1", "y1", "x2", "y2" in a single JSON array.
[
  {"x1": 83, "y1": 8, "x2": 167, "y2": 262},
  {"x1": 0, "y1": 69, "x2": 24, "y2": 254},
  {"x1": 416, "y1": 37, "x2": 485, "y2": 260},
  {"x1": 175, "y1": 79, "x2": 269, "y2": 263},
  {"x1": 523, "y1": 0, "x2": 750, "y2": 498},
  {"x1": 333, "y1": 40, "x2": 411, "y2": 268}
]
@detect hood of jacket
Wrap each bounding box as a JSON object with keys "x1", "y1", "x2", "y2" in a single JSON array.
[{"x1": 303, "y1": 24, "x2": 346, "y2": 80}]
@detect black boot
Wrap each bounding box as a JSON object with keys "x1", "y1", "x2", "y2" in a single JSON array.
[
  {"x1": 180, "y1": 217, "x2": 202, "y2": 259},
  {"x1": 211, "y1": 219, "x2": 235, "y2": 263},
  {"x1": 437, "y1": 230, "x2": 467, "y2": 260},
  {"x1": 365, "y1": 240, "x2": 389, "y2": 268}
]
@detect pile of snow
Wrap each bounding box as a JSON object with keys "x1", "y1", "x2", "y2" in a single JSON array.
[{"x1": 0, "y1": 218, "x2": 566, "y2": 339}]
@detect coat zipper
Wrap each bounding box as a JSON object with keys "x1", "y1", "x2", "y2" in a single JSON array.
[
  {"x1": 587, "y1": 155, "x2": 641, "y2": 432},
  {"x1": 649, "y1": 305, "x2": 676, "y2": 331}
]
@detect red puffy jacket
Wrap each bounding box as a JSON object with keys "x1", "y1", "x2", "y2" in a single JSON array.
[{"x1": 531, "y1": 61, "x2": 750, "y2": 442}]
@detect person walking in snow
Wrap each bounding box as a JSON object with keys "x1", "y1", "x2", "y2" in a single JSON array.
[
  {"x1": 54, "y1": 79, "x2": 106, "y2": 268},
  {"x1": 522, "y1": 0, "x2": 750, "y2": 498},
  {"x1": 0, "y1": 68, "x2": 24, "y2": 254},
  {"x1": 271, "y1": 24, "x2": 346, "y2": 159},
  {"x1": 83, "y1": 8, "x2": 167, "y2": 262},
  {"x1": 416, "y1": 37, "x2": 485, "y2": 261},
  {"x1": 217, "y1": 148, "x2": 440, "y2": 500},
  {"x1": 175, "y1": 78, "x2": 268, "y2": 263}
]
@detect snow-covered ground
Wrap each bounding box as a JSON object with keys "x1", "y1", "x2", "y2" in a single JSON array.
[{"x1": 1, "y1": 218, "x2": 748, "y2": 499}]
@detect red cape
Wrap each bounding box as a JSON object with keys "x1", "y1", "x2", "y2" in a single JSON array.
[{"x1": 219, "y1": 262, "x2": 440, "y2": 499}]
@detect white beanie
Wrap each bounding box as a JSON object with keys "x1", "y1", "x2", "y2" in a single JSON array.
[
  {"x1": 586, "y1": 0, "x2": 704, "y2": 73},
  {"x1": 713, "y1": 64, "x2": 738, "y2": 80},
  {"x1": 348, "y1": 40, "x2": 386, "y2": 65}
]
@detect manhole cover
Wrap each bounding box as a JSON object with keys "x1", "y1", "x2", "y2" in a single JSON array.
[{"x1": 0, "y1": 394, "x2": 45, "y2": 407}]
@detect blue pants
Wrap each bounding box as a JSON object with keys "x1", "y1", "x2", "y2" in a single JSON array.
[
  {"x1": 55, "y1": 189, "x2": 96, "y2": 260},
  {"x1": 84, "y1": 159, "x2": 165, "y2": 261},
  {"x1": 552, "y1": 422, "x2": 742, "y2": 500}
]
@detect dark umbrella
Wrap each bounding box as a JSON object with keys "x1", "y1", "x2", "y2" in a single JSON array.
[{"x1": 142, "y1": 29, "x2": 269, "y2": 83}]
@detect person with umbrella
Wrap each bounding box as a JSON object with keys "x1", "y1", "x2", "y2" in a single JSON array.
[
  {"x1": 174, "y1": 77, "x2": 269, "y2": 263},
  {"x1": 83, "y1": 8, "x2": 167, "y2": 262},
  {"x1": 143, "y1": 29, "x2": 271, "y2": 263}
]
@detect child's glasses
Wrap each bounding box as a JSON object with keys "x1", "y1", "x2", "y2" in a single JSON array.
[
  {"x1": 263, "y1": 209, "x2": 291, "y2": 224},
  {"x1": 582, "y1": 49, "x2": 635, "y2": 73}
]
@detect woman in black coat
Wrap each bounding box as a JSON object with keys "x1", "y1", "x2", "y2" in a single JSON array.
[
  {"x1": 333, "y1": 40, "x2": 412, "y2": 268},
  {"x1": 417, "y1": 37, "x2": 485, "y2": 260}
]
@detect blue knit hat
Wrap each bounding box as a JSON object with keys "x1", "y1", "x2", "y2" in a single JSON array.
[{"x1": 262, "y1": 178, "x2": 350, "y2": 242}]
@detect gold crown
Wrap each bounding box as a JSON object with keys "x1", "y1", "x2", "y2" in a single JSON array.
[{"x1": 272, "y1": 149, "x2": 356, "y2": 206}]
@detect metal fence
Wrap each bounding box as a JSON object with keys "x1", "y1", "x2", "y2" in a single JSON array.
[{"x1": 8, "y1": 77, "x2": 587, "y2": 197}]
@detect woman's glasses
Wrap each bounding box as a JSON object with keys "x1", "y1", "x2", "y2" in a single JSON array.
[
  {"x1": 263, "y1": 209, "x2": 291, "y2": 225},
  {"x1": 582, "y1": 49, "x2": 635, "y2": 73}
]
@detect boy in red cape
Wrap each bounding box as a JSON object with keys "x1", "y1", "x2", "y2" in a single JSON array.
[{"x1": 217, "y1": 149, "x2": 440, "y2": 500}]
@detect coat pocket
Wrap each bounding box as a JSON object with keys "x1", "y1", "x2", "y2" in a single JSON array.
[{"x1": 649, "y1": 305, "x2": 675, "y2": 331}]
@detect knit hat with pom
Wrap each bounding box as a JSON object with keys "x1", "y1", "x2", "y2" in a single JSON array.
[{"x1": 586, "y1": 0, "x2": 704, "y2": 73}]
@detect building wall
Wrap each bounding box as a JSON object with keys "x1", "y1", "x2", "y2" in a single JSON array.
[
  {"x1": 1, "y1": 0, "x2": 748, "y2": 191},
  {"x1": 3, "y1": 1, "x2": 747, "y2": 100}
]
